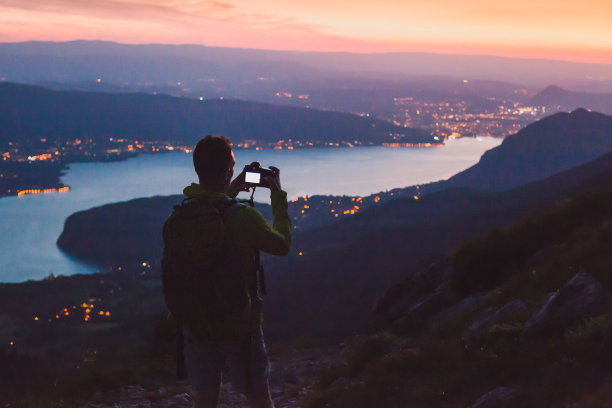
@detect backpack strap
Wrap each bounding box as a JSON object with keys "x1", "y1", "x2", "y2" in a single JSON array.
[
  {"x1": 244, "y1": 196, "x2": 267, "y2": 297},
  {"x1": 216, "y1": 198, "x2": 241, "y2": 218}
]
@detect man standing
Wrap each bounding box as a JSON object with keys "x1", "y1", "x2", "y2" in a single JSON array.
[{"x1": 163, "y1": 135, "x2": 291, "y2": 408}]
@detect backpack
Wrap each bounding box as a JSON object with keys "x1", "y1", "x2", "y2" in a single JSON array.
[{"x1": 161, "y1": 198, "x2": 252, "y2": 344}]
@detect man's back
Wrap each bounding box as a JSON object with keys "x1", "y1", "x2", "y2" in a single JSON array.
[{"x1": 182, "y1": 182, "x2": 291, "y2": 269}]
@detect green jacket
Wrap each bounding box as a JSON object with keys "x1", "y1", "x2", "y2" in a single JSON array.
[{"x1": 182, "y1": 183, "x2": 292, "y2": 295}]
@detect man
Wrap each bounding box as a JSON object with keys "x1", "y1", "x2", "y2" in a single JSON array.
[{"x1": 179, "y1": 135, "x2": 291, "y2": 408}]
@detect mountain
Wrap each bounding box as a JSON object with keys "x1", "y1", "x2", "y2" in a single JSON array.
[
  {"x1": 444, "y1": 109, "x2": 612, "y2": 191},
  {"x1": 0, "y1": 82, "x2": 430, "y2": 145},
  {"x1": 2, "y1": 41, "x2": 612, "y2": 90},
  {"x1": 532, "y1": 85, "x2": 612, "y2": 114}
]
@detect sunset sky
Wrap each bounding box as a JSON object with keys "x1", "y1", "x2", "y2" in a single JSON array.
[{"x1": 1, "y1": 0, "x2": 611, "y2": 64}]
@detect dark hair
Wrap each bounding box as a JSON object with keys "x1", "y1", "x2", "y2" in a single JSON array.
[{"x1": 193, "y1": 135, "x2": 233, "y2": 185}]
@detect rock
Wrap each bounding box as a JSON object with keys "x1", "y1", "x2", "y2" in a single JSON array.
[
  {"x1": 390, "y1": 337, "x2": 419, "y2": 351},
  {"x1": 394, "y1": 287, "x2": 452, "y2": 333},
  {"x1": 386, "y1": 293, "x2": 423, "y2": 321},
  {"x1": 431, "y1": 295, "x2": 481, "y2": 330},
  {"x1": 414, "y1": 262, "x2": 449, "y2": 290},
  {"x1": 523, "y1": 273, "x2": 608, "y2": 339},
  {"x1": 525, "y1": 245, "x2": 561, "y2": 269},
  {"x1": 464, "y1": 299, "x2": 528, "y2": 339},
  {"x1": 330, "y1": 376, "x2": 351, "y2": 389},
  {"x1": 470, "y1": 386, "x2": 518, "y2": 408},
  {"x1": 375, "y1": 262, "x2": 448, "y2": 318}
]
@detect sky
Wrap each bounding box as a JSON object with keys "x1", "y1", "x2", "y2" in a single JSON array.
[{"x1": 1, "y1": 0, "x2": 611, "y2": 64}]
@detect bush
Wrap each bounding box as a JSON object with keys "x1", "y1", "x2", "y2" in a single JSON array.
[{"x1": 450, "y1": 188, "x2": 612, "y2": 296}]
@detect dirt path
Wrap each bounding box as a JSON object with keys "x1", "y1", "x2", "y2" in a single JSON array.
[{"x1": 79, "y1": 345, "x2": 343, "y2": 408}]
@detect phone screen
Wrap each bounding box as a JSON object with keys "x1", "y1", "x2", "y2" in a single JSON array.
[{"x1": 245, "y1": 172, "x2": 260, "y2": 184}]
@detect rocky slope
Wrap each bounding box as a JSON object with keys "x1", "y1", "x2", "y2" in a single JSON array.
[{"x1": 303, "y1": 184, "x2": 612, "y2": 407}]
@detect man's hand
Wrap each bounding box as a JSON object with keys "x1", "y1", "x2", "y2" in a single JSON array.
[
  {"x1": 263, "y1": 166, "x2": 282, "y2": 192},
  {"x1": 227, "y1": 171, "x2": 250, "y2": 198}
]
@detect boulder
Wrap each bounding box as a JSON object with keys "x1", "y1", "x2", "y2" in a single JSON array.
[
  {"x1": 431, "y1": 295, "x2": 482, "y2": 330},
  {"x1": 523, "y1": 273, "x2": 608, "y2": 339},
  {"x1": 469, "y1": 387, "x2": 518, "y2": 408},
  {"x1": 525, "y1": 245, "x2": 562, "y2": 269},
  {"x1": 375, "y1": 262, "x2": 448, "y2": 319},
  {"x1": 394, "y1": 287, "x2": 452, "y2": 333},
  {"x1": 464, "y1": 299, "x2": 528, "y2": 339}
]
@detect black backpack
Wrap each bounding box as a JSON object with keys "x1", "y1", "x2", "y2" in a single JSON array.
[{"x1": 161, "y1": 198, "x2": 252, "y2": 344}]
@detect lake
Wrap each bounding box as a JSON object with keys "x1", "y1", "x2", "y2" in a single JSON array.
[{"x1": 0, "y1": 137, "x2": 501, "y2": 283}]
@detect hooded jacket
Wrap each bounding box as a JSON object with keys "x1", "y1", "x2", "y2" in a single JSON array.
[{"x1": 182, "y1": 183, "x2": 292, "y2": 297}]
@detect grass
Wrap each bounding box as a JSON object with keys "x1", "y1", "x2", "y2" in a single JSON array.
[
  {"x1": 303, "y1": 186, "x2": 612, "y2": 407},
  {"x1": 450, "y1": 188, "x2": 612, "y2": 297},
  {"x1": 304, "y1": 310, "x2": 612, "y2": 407}
]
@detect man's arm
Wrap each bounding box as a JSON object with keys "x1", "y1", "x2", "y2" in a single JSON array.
[
  {"x1": 242, "y1": 190, "x2": 291, "y2": 256},
  {"x1": 227, "y1": 167, "x2": 291, "y2": 255}
]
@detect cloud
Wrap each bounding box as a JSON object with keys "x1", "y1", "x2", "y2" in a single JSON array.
[
  {"x1": 0, "y1": 0, "x2": 235, "y2": 22},
  {"x1": 0, "y1": 0, "x2": 326, "y2": 34},
  {"x1": 211, "y1": 1, "x2": 234, "y2": 9},
  {"x1": 0, "y1": 0, "x2": 610, "y2": 63},
  {"x1": 0, "y1": 0, "x2": 341, "y2": 50}
]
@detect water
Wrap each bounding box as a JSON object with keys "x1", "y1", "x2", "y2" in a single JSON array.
[{"x1": 0, "y1": 138, "x2": 501, "y2": 282}]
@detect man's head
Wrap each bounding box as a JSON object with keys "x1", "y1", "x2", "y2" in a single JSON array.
[{"x1": 193, "y1": 135, "x2": 236, "y2": 192}]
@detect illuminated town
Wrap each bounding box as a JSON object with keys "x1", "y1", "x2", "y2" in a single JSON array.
[
  {"x1": 271, "y1": 86, "x2": 552, "y2": 138},
  {"x1": 0, "y1": 94, "x2": 559, "y2": 198},
  {"x1": 286, "y1": 186, "x2": 419, "y2": 228},
  {"x1": 391, "y1": 96, "x2": 547, "y2": 138}
]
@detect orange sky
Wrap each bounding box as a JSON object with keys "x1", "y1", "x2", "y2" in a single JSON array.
[{"x1": 1, "y1": 0, "x2": 611, "y2": 64}]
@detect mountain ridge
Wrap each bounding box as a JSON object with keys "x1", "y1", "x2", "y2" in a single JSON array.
[
  {"x1": 2, "y1": 40, "x2": 612, "y2": 89},
  {"x1": 444, "y1": 108, "x2": 612, "y2": 191},
  {"x1": 0, "y1": 82, "x2": 430, "y2": 145},
  {"x1": 532, "y1": 85, "x2": 612, "y2": 114}
]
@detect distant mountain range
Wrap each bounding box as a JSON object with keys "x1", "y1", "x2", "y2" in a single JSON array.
[
  {"x1": 57, "y1": 110, "x2": 612, "y2": 340},
  {"x1": 532, "y1": 85, "x2": 612, "y2": 114},
  {"x1": 0, "y1": 82, "x2": 430, "y2": 145},
  {"x1": 2, "y1": 41, "x2": 612, "y2": 90}
]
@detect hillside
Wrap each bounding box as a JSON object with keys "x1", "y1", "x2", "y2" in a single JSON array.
[
  {"x1": 0, "y1": 82, "x2": 431, "y2": 146},
  {"x1": 532, "y1": 85, "x2": 612, "y2": 114},
  {"x1": 315, "y1": 186, "x2": 612, "y2": 408},
  {"x1": 444, "y1": 108, "x2": 612, "y2": 191}
]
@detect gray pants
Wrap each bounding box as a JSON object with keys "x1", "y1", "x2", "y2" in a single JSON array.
[{"x1": 183, "y1": 325, "x2": 271, "y2": 398}]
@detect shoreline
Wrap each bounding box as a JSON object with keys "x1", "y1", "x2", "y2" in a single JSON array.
[{"x1": 0, "y1": 142, "x2": 456, "y2": 199}]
